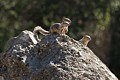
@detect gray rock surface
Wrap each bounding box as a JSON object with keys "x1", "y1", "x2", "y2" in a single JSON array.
[
  {"x1": 0, "y1": 76, "x2": 4, "y2": 80},
  {"x1": 0, "y1": 30, "x2": 118, "y2": 80}
]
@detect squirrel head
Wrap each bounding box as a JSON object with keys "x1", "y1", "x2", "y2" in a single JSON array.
[
  {"x1": 83, "y1": 35, "x2": 91, "y2": 41},
  {"x1": 81, "y1": 35, "x2": 91, "y2": 46},
  {"x1": 62, "y1": 17, "x2": 71, "y2": 26}
]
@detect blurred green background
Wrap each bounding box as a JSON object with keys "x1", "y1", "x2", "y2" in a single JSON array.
[{"x1": 0, "y1": 0, "x2": 120, "y2": 79}]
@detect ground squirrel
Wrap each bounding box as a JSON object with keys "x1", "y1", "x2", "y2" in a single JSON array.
[
  {"x1": 33, "y1": 17, "x2": 71, "y2": 36},
  {"x1": 79, "y1": 35, "x2": 91, "y2": 46}
]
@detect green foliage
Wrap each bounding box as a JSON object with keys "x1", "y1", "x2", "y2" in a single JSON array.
[
  {"x1": 0, "y1": 0, "x2": 115, "y2": 50},
  {"x1": 109, "y1": 5, "x2": 120, "y2": 78}
]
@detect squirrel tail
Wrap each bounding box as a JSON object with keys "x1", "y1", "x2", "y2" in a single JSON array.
[{"x1": 33, "y1": 26, "x2": 49, "y2": 35}]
